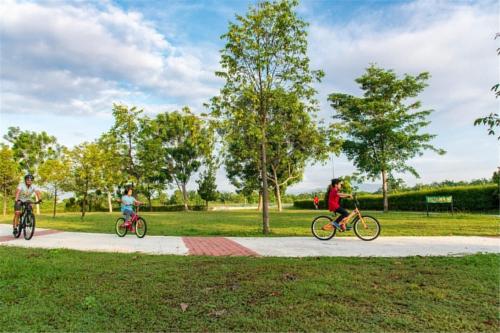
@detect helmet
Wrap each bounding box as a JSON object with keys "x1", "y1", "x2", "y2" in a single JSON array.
[{"x1": 24, "y1": 174, "x2": 34, "y2": 181}]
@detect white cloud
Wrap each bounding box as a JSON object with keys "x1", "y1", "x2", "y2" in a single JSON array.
[
  {"x1": 0, "y1": 0, "x2": 221, "y2": 116},
  {"x1": 302, "y1": 0, "x2": 499, "y2": 188}
]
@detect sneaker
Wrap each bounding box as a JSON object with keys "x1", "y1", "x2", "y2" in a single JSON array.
[
  {"x1": 123, "y1": 221, "x2": 131, "y2": 227},
  {"x1": 332, "y1": 222, "x2": 341, "y2": 230},
  {"x1": 12, "y1": 227, "x2": 17, "y2": 235},
  {"x1": 340, "y1": 224, "x2": 346, "y2": 232}
]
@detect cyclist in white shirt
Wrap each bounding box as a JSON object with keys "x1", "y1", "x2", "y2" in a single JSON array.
[{"x1": 13, "y1": 174, "x2": 42, "y2": 235}]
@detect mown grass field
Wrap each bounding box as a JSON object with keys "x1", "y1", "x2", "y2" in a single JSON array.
[
  {"x1": 1, "y1": 209, "x2": 498, "y2": 236},
  {"x1": 0, "y1": 247, "x2": 498, "y2": 332}
]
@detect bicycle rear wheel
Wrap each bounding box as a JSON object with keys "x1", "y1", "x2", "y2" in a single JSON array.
[
  {"x1": 135, "y1": 217, "x2": 147, "y2": 238},
  {"x1": 353, "y1": 216, "x2": 381, "y2": 241},
  {"x1": 24, "y1": 213, "x2": 35, "y2": 240},
  {"x1": 115, "y1": 217, "x2": 128, "y2": 237},
  {"x1": 311, "y1": 215, "x2": 336, "y2": 240}
]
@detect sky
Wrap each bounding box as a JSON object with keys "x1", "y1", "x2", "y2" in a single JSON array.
[{"x1": 0, "y1": 0, "x2": 498, "y2": 194}]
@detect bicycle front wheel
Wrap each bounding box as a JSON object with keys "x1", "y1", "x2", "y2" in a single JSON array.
[
  {"x1": 311, "y1": 215, "x2": 336, "y2": 240},
  {"x1": 115, "y1": 217, "x2": 127, "y2": 237},
  {"x1": 135, "y1": 217, "x2": 147, "y2": 238},
  {"x1": 353, "y1": 216, "x2": 381, "y2": 241},
  {"x1": 24, "y1": 213, "x2": 35, "y2": 240}
]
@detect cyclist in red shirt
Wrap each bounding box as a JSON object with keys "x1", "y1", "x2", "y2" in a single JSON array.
[{"x1": 328, "y1": 178, "x2": 352, "y2": 231}]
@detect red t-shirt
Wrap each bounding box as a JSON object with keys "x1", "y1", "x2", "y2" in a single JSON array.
[
  {"x1": 328, "y1": 187, "x2": 340, "y2": 211},
  {"x1": 313, "y1": 197, "x2": 319, "y2": 204}
]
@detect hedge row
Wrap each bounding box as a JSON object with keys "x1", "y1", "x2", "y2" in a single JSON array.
[{"x1": 294, "y1": 184, "x2": 499, "y2": 212}]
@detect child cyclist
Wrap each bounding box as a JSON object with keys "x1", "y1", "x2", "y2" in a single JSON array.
[
  {"x1": 328, "y1": 178, "x2": 353, "y2": 231},
  {"x1": 120, "y1": 186, "x2": 142, "y2": 227}
]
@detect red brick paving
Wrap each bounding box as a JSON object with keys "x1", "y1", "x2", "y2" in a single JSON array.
[
  {"x1": 0, "y1": 229, "x2": 62, "y2": 242},
  {"x1": 182, "y1": 237, "x2": 259, "y2": 256}
]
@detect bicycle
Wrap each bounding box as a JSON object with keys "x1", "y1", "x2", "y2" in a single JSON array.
[
  {"x1": 311, "y1": 195, "x2": 381, "y2": 241},
  {"x1": 115, "y1": 205, "x2": 147, "y2": 238},
  {"x1": 14, "y1": 200, "x2": 41, "y2": 240}
]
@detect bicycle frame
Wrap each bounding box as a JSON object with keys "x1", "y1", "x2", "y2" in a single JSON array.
[{"x1": 338, "y1": 198, "x2": 368, "y2": 228}]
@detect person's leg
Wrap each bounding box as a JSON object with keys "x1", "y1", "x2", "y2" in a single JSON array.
[
  {"x1": 123, "y1": 209, "x2": 133, "y2": 224},
  {"x1": 13, "y1": 201, "x2": 22, "y2": 232},
  {"x1": 335, "y1": 207, "x2": 349, "y2": 230}
]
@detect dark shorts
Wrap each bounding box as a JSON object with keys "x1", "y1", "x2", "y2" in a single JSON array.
[{"x1": 14, "y1": 201, "x2": 22, "y2": 212}]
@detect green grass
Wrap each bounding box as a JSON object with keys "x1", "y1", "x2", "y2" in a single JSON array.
[
  {"x1": 1, "y1": 209, "x2": 499, "y2": 237},
  {"x1": 0, "y1": 247, "x2": 498, "y2": 332}
]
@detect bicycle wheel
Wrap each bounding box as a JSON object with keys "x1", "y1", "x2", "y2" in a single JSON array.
[
  {"x1": 311, "y1": 215, "x2": 336, "y2": 240},
  {"x1": 135, "y1": 217, "x2": 147, "y2": 238},
  {"x1": 353, "y1": 216, "x2": 381, "y2": 241},
  {"x1": 115, "y1": 217, "x2": 128, "y2": 237},
  {"x1": 24, "y1": 213, "x2": 35, "y2": 240}
]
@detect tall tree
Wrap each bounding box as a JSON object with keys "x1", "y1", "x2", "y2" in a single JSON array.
[
  {"x1": 149, "y1": 107, "x2": 213, "y2": 211},
  {"x1": 212, "y1": 0, "x2": 323, "y2": 233},
  {"x1": 69, "y1": 142, "x2": 106, "y2": 219},
  {"x1": 38, "y1": 154, "x2": 71, "y2": 218},
  {"x1": 136, "y1": 116, "x2": 167, "y2": 211},
  {"x1": 96, "y1": 133, "x2": 125, "y2": 213},
  {"x1": 329, "y1": 65, "x2": 445, "y2": 212},
  {"x1": 197, "y1": 157, "x2": 219, "y2": 209},
  {"x1": 110, "y1": 104, "x2": 143, "y2": 182},
  {"x1": 0, "y1": 145, "x2": 20, "y2": 216}
]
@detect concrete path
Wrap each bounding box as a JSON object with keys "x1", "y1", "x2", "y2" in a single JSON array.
[{"x1": 1, "y1": 224, "x2": 498, "y2": 257}]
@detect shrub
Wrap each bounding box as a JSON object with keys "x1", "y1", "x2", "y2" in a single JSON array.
[{"x1": 293, "y1": 184, "x2": 498, "y2": 212}]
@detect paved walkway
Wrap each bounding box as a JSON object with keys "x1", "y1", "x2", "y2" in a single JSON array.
[{"x1": 0, "y1": 225, "x2": 498, "y2": 257}]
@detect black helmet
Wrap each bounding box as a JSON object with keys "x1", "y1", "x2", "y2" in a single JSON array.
[{"x1": 24, "y1": 174, "x2": 34, "y2": 181}]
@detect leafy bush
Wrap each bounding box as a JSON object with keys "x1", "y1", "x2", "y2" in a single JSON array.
[{"x1": 294, "y1": 184, "x2": 499, "y2": 212}]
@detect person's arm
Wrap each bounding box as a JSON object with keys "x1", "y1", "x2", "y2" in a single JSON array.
[
  {"x1": 35, "y1": 190, "x2": 43, "y2": 202},
  {"x1": 14, "y1": 188, "x2": 21, "y2": 202},
  {"x1": 338, "y1": 192, "x2": 353, "y2": 199}
]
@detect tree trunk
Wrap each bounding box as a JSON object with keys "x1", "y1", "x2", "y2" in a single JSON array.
[
  {"x1": 205, "y1": 200, "x2": 208, "y2": 210},
  {"x1": 3, "y1": 188, "x2": 7, "y2": 216},
  {"x1": 382, "y1": 170, "x2": 388, "y2": 212},
  {"x1": 261, "y1": 140, "x2": 270, "y2": 234},
  {"x1": 107, "y1": 191, "x2": 113, "y2": 213},
  {"x1": 36, "y1": 201, "x2": 40, "y2": 215},
  {"x1": 81, "y1": 180, "x2": 88, "y2": 219},
  {"x1": 181, "y1": 183, "x2": 189, "y2": 211},
  {"x1": 147, "y1": 184, "x2": 153, "y2": 212},
  {"x1": 272, "y1": 168, "x2": 282, "y2": 212},
  {"x1": 275, "y1": 185, "x2": 282, "y2": 212},
  {"x1": 52, "y1": 187, "x2": 57, "y2": 218}
]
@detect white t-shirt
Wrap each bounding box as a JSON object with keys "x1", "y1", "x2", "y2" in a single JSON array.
[{"x1": 17, "y1": 183, "x2": 39, "y2": 201}]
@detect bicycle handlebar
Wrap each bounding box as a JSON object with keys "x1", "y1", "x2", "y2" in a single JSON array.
[{"x1": 21, "y1": 200, "x2": 42, "y2": 205}]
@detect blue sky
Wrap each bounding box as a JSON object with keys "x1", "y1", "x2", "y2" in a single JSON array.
[{"x1": 0, "y1": 0, "x2": 498, "y2": 193}]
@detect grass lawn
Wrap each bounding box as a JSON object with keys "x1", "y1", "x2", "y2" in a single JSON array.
[
  {"x1": 0, "y1": 247, "x2": 498, "y2": 332},
  {"x1": 1, "y1": 209, "x2": 498, "y2": 237}
]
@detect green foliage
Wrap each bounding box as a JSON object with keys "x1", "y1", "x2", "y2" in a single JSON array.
[
  {"x1": 294, "y1": 184, "x2": 498, "y2": 212},
  {"x1": 38, "y1": 155, "x2": 71, "y2": 217},
  {"x1": 3, "y1": 126, "x2": 61, "y2": 175},
  {"x1": 197, "y1": 158, "x2": 219, "y2": 207},
  {"x1": 110, "y1": 104, "x2": 143, "y2": 181},
  {"x1": 474, "y1": 33, "x2": 500, "y2": 139},
  {"x1": 328, "y1": 65, "x2": 445, "y2": 211},
  {"x1": 0, "y1": 145, "x2": 21, "y2": 215},
  {"x1": 146, "y1": 107, "x2": 213, "y2": 210}
]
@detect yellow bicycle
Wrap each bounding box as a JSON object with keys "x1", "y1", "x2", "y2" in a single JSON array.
[{"x1": 311, "y1": 195, "x2": 381, "y2": 241}]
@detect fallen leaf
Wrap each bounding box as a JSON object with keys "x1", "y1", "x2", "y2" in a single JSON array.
[{"x1": 180, "y1": 303, "x2": 189, "y2": 312}]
